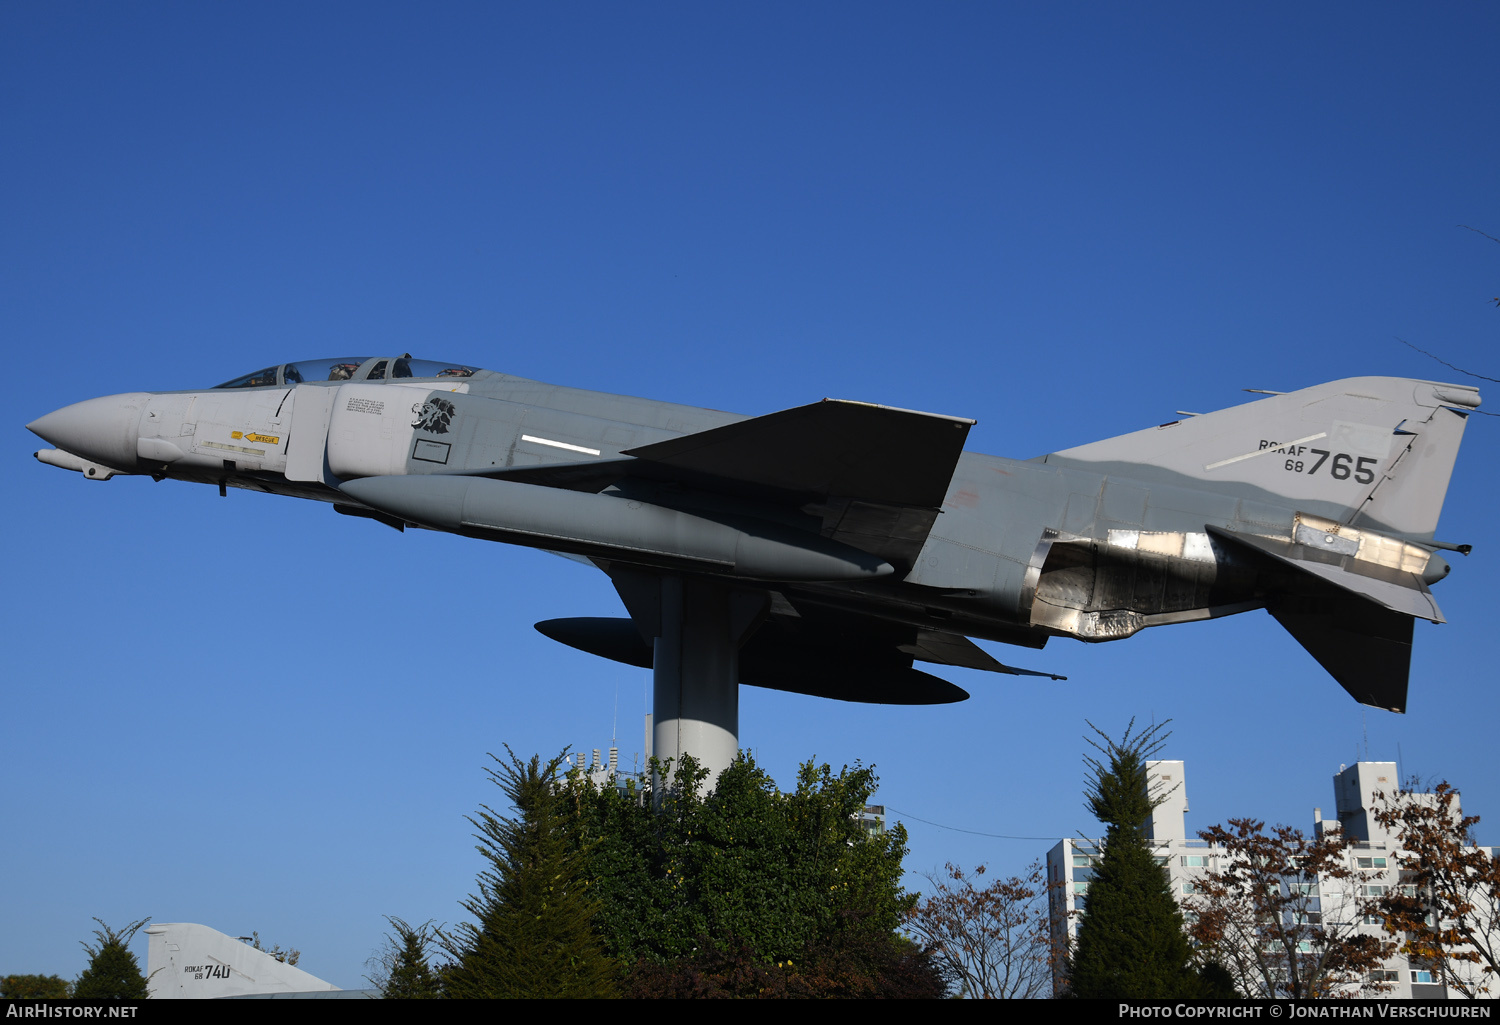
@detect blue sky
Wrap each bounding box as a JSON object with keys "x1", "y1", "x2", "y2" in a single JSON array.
[{"x1": 3, "y1": 3, "x2": 1497, "y2": 987}]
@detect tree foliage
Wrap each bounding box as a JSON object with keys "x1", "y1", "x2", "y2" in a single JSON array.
[
  {"x1": 906, "y1": 861, "x2": 1054, "y2": 998},
  {"x1": 443, "y1": 748, "x2": 618, "y2": 999},
  {"x1": 73, "y1": 918, "x2": 150, "y2": 1001},
  {"x1": 619, "y1": 926, "x2": 944, "y2": 998},
  {"x1": 1187, "y1": 819, "x2": 1394, "y2": 999},
  {"x1": 1068, "y1": 720, "x2": 1202, "y2": 999},
  {"x1": 427, "y1": 748, "x2": 936, "y2": 998},
  {"x1": 369, "y1": 917, "x2": 444, "y2": 999},
  {"x1": 1, "y1": 975, "x2": 72, "y2": 999},
  {"x1": 248, "y1": 931, "x2": 299, "y2": 966},
  {"x1": 575, "y1": 754, "x2": 914, "y2": 963},
  {"x1": 572, "y1": 752, "x2": 939, "y2": 996},
  {"x1": 1374, "y1": 780, "x2": 1500, "y2": 998}
]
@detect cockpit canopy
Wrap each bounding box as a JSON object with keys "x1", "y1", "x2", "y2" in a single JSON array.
[{"x1": 214, "y1": 355, "x2": 480, "y2": 389}]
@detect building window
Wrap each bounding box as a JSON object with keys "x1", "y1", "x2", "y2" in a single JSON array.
[
  {"x1": 1356, "y1": 856, "x2": 1389, "y2": 869},
  {"x1": 1182, "y1": 882, "x2": 1200, "y2": 895},
  {"x1": 1369, "y1": 970, "x2": 1399, "y2": 983},
  {"x1": 1182, "y1": 855, "x2": 1210, "y2": 867},
  {"x1": 1410, "y1": 970, "x2": 1434, "y2": 984},
  {"x1": 1360, "y1": 885, "x2": 1388, "y2": 897}
]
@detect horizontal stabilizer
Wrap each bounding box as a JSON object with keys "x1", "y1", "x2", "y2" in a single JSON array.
[
  {"x1": 1267, "y1": 594, "x2": 1414, "y2": 713},
  {"x1": 1208, "y1": 526, "x2": 1443, "y2": 623},
  {"x1": 623, "y1": 399, "x2": 974, "y2": 509}
]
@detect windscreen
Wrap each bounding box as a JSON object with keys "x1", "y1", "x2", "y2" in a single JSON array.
[{"x1": 215, "y1": 356, "x2": 480, "y2": 388}]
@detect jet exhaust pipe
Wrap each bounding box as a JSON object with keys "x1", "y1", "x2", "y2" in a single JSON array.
[{"x1": 339, "y1": 474, "x2": 896, "y2": 582}]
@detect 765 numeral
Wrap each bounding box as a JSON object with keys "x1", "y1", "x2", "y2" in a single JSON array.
[{"x1": 1285, "y1": 450, "x2": 1375, "y2": 484}]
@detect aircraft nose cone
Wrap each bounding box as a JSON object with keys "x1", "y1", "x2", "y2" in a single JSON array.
[{"x1": 27, "y1": 393, "x2": 151, "y2": 470}]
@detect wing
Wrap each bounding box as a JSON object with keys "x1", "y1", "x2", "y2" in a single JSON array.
[
  {"x1": 623, "y1": 399, "x2": 973, "y2": 569},
  {"x1": 448, "y1": 398, "x2": 976, "y2": 570}
]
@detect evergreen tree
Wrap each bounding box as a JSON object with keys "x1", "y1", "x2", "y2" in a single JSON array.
[
  {"x1": 443, "y1": 749, "x2": 617, "y2": 998},
  {"x1": 1068, "y1": 722, "x2": 1200, "y2": 999},
  {"x1": 73, "y1": 918, "x2": 150, "y2": 1001},
  {"x1": 373, "y1": 917, "x2": 443, "y2": 999}
]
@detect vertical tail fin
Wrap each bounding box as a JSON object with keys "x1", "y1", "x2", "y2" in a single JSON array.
[
  {"x1": 145, "y1": 923, "x2": 341, "y2": 999},
  {"x1": 1046, "y1": 377, "x2": 1479, "y2": 541}
]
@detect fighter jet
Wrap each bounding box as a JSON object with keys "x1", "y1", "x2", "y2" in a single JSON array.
[{"x1": 27, "y1": 355, "x2": 1477, "y2": 776}]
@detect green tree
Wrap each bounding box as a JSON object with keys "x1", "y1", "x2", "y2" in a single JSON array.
[
  {"x1": 443, "y1": 748, "x2": 618, "y2": 999},
  {"x1": 1068, "y1": 721, "x2": 1200, "y2": 999},
  {"x1": 1, "y1": 975, "x2": 72, "y2": 999},
  {"x1": 370, "y1": 917, "x2": 443, "y2": 999},
  {"x1": 73, "y1": 918, "x2": 150, "y2": 1001},
  {"x1": 571, "y1": 752, "x2": 936, "y2": 995}
]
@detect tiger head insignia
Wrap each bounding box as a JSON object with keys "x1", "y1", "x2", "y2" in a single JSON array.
[{"x1": 411, "y1": 396, "x2": 456, "y2": 435}]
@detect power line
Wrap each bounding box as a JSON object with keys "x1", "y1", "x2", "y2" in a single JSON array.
[{"x1": 885, "y1": 806, "x2": 1060, "y2": 841}]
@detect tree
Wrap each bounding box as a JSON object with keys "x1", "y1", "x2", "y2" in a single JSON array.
[
  {"x1": 1, "y1": 975, "x2": 71, "y2": 999},
  {"x1": 1186, "y1": 819, "x2": 1394, "y2": 998},
  {"x1": 1374, "y1": 780, "x2": 1500, "y2": 998},
  {"x1": 619, "y1": 923, "x2": 946, "y2": 998},
  {"x1": 442, "y1": 748, "x2": 618, "y2": 999},
  {"x1": 906, "y1": 861, "x2": 1054, "y2": 998},
  {"x1": 73, "y1": 918, "x2": 150, "y2": 1001},
  {"x1": 248, "y1": 931, "x2": 300, "y2": 966},
  {"x1": 574, "y1": 754, "x2": 918, "y2": 963},
  {"x1": 1067, "y1": 720, "x2": 1201, "y2": 999},
  {"x1": 368, "y1": 917, "x2": 444, "y2": 999}
]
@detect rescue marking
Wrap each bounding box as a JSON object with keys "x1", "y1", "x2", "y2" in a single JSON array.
[
  {"x1": 1204, "y1": 432, "x2": 1326, "y2": 471},
  {"x1": 346, "y1": 397, "x2": 385, "y2": 415},
  {"x1": 521, "y1": 435, "x2": 601, "y2": 456}
]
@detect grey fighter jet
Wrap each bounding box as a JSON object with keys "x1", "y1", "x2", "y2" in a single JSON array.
[{"x1": 27, "y1": 355, "x2": 1477, "y2": 774}]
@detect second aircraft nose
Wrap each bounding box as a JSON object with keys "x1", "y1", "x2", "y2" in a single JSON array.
[{"x1": 27, "y1": 393, "x2": 151, "y2": 471}]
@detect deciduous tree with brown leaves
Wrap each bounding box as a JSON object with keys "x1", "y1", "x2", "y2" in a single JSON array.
[
  {"x1": 905, "y1": 861, "x2": 1054, "y2": 998},
  {"x1": 1186, "y1": 820, "x2": 1394, "y2": 999},
  {"x1": 1375, "y1": 780, "x2": 1500, "y2": 998}
]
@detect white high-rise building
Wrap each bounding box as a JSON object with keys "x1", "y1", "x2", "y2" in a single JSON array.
[{"x1": 1046, "y1": 760, "x2": 1498, "y2": 999}]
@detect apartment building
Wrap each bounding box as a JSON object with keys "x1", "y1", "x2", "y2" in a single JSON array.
[{"x1": 1046, "y1": 760, "x2": 1497, "y2": 999}]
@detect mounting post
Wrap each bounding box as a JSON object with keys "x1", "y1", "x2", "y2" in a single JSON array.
[{"x1": 614, "y1": 573, "x2": 767, "y2": 790}]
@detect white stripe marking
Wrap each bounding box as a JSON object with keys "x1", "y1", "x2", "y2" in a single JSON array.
[
  {"x1": 1204, "y1": 432, "x2": 1327, "y2": 471},
  {"x1": 521, "y1": 435, "x2": 601, "y2": 456}
]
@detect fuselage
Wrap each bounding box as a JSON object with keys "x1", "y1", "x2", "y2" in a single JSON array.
[{"x1": 26, "y1": 355, "x2": 1459, "y2": 663}]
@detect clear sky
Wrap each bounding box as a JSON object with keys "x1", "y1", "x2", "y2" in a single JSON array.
[{"x1": 3, "y1": 2, "x2": 1496, "y2": 987}]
